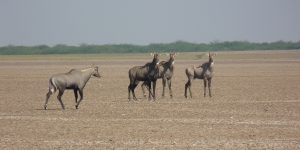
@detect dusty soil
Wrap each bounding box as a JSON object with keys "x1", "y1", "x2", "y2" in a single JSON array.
[{"x1": 0, "y1": 51, "x2": 300, "y2": 149}]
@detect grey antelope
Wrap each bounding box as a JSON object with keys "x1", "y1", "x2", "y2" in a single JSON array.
[
  {"x1": 184, "y1": 52, "x2": 215, "y2": 98},
  {"x1": 128, "y1": 53, "x2": 160, "y2": 101},
  {"x1": 44, "y1": 66, "x2": 101, "y2": 110},
  {"x1": 141, "y1": 52, "x2": 176, "y2": 98}
]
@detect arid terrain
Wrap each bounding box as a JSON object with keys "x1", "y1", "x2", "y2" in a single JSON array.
[{"x1": 0, "y1": 50, "x2": 300, "y2": 149}]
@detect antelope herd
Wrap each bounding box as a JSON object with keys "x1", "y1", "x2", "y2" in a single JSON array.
[{"x1": 44, "y1": 52, "x2": 215, "y2": 110}]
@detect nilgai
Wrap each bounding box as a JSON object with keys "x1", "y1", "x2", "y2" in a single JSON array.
[
  {"x1": 184, "y1": 52, "x2": 215, "y2": 98},
  {"x1": 44, "y1": 66, "x2": 101, "y2": 110},
  {"x1": 128, "y1": 53, "x2": 160, "y2": 101},
  {"x1": 141, "y1": 52, "x2": 176, "y2": 98}
]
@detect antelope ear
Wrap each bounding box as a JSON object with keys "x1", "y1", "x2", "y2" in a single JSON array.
[{"x1": 150, "y1": 53, "x2": 154, "y2": 56}]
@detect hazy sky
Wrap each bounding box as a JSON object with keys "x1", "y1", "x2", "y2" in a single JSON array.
[{"x1": 1, "y1": 0, "x2": 300, "y2": 46}]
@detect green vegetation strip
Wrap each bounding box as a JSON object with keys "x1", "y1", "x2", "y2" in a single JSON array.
[{"x1": 1, "y1": 41, "x2": 300, "y2": 55}]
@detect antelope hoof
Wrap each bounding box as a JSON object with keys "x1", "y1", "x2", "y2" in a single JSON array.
[
  {"x1": 75, "y1": 105, "x2": 79, "y2": 109},
  {"x1": 44, "y1": 105, "x2": 47, "y2": 110}
]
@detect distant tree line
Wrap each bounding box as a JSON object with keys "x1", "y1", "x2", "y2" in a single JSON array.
[{"x1": 0, "y1": 41, "x2": 300, "y2": 55}]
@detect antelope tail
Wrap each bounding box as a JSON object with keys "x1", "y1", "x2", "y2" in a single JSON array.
[{"x1": 49, "y1": 78, "x2": 57, "y2": 93}]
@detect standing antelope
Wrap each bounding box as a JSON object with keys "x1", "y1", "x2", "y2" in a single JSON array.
[
  {"x1": 185, "y1": 52, "x2": 215, "y2": 98},
  {"x1": 44, "y1": 66, "x2": 101, "y2": 110},
  {"x1": 128, "y1": 53, "x2": 160, "y2": 101},
  {"x1": 141, "y1": 52, "x2": 176, "y2": 98}
]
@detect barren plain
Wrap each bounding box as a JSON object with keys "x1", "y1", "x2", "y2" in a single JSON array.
[{"x1": 0, "y1": 50, "x2": 300, "y2": 149}]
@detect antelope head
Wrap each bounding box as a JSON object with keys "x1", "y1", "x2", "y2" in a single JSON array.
[
  {"x1": 208, "y1": 52, "x2": 216, "y2": 66},
  {"x1": 169, "y1": 52, "x2": 177, "y2": 65},
  {"x1": 151, "y1": 52, "x2": 160, "y2": 66},
  {"x1": 92, "y1": 65, "x2": 101, "y2": 78}
]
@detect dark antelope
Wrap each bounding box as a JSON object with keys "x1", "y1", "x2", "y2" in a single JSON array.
[
  {"x1": 142, "y1": 52, "x2": 176, "y2": 98},
  {"x1": 184, "y1": 52, "x2": 215, "y2": 98},
  {"x1": 128, "y1": 53, "x2": 160, "y2": 101},
  {"x1": 44, "y1": 66, "x2": 101, "y2": 110}
]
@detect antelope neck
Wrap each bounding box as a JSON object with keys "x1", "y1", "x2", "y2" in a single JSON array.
[
  {"x1": 80, "y1": 68, "x2": 94, "y2": 77},
  {"x1": 81, "y1": 67, "x2": 93, "y2": 72}
]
